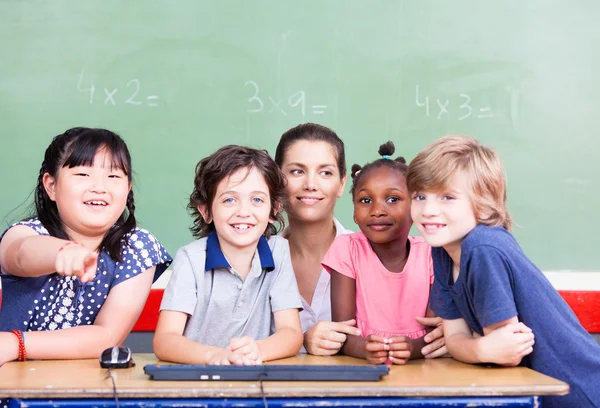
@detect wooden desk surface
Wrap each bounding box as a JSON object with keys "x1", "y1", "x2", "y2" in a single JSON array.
[{"x1": 0, "y1": 354, "x2": 568, "y2": 399}]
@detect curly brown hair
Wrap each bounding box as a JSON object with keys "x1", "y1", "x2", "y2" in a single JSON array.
[{"x1": 188, "y1": 145, "x2": 286, "y2": 238}]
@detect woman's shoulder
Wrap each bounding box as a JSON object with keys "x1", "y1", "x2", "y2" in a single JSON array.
[{"x1": 333, "y1": 218, "x2": 353, "y2": 236}]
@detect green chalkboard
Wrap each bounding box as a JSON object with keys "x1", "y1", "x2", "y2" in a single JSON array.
[{"x1": 1, "y1": 1, "x2": 599, "y2": 271}]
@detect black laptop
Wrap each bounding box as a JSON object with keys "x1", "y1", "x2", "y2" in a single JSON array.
[{"x1": 144, "y1": 364, "x2": 389, "y2": 381}]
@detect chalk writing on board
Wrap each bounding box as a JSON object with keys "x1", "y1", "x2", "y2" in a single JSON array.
[
  {"x1": 77, "y1": 70, "x2": 160, "y2": 107},
  {"x1": 245, "y1": 80, "x2": 327, "y2": 117},
  {"x1": 415, "y1": 85, "x2": 494, "y2": 120}
]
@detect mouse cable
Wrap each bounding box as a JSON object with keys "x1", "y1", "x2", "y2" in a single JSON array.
[
  {"x1": 257, "y1": 372, "x2": 269, "y2": 408},
  {"x1": 106, "y1": 368, "x2": 121, "y2": 408}
]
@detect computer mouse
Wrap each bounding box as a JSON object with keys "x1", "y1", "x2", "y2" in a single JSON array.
[{"x1": 99, "y1": 346, "x2": 135, "y2": 369}]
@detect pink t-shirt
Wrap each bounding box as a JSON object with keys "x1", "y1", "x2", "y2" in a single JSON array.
[{"x1": 322, "y1": 232, "x2": 433, "y2": 339}]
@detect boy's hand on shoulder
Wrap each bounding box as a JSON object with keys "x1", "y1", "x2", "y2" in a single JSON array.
[
  {"x1": 206, "y1": 348, "x2": 253, "y2": 366},
  {"x1": 481, "y1": 322, "x2": 535, "y2": 366},
  {"x1": 55, "y1": 244, "x2": 98, "y2": 283},
  {"x1": 229, "y1": 336, "x2": 262, "y2": 364},
  {"x1": 387, "y1": 336, "x2": 413, "y2": 365}
]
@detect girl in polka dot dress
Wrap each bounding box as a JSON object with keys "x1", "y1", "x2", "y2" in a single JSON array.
[{"x1": 0, "y1": 127, "x2": 172, "y2": 367}]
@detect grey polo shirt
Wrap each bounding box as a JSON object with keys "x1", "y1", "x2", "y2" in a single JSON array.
[{"x1": 160, "y1": 231, "x2": 303, "y2": 349}]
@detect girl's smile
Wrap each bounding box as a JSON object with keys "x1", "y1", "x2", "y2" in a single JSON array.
[
  {"x1": 44, "y1": 149, "x2": 130, "y2": 242},
  {"x1": 353, "y1": 166, "x2": 412, "y2": 247}
]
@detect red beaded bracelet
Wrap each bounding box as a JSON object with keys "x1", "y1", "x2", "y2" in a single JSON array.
[
  {"x1": 11, "y1": 330, "x2": 27, "y2": 362},
  {"x1": 58, "y1": 241, "x2": 83, "y2": 252}
]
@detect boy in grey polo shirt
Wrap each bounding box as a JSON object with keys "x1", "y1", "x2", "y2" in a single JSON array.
[
  {"x1": 160, "y1": 232, "x2": 302, "y2": 352},
  {"x1": 153, "y1": 145, "x2": 303, "y2": 365}
]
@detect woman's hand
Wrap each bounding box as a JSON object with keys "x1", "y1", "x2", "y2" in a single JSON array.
[{"x1": 304, "y1": 319, "x2": 361, "y2": 355}]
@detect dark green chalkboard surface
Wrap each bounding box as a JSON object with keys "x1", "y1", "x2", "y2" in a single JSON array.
[{"x1": 1, "y1": 1, "x2": 599, "y2": 271}]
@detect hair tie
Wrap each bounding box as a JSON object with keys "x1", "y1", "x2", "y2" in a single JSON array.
[{"x1": 381, "y1": 155, "x2": 391, "y2": 160}]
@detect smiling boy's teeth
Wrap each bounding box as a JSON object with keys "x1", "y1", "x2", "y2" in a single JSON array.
[
  {"x1": 232, "y1": 224, "x2": 252, "y2": 230},
  {"x1": 425, "y1": 224, "x2": 444, "y2": 229}
]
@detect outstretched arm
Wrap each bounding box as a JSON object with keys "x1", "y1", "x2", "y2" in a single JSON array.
[
  {"x1": 445, "y1": 316, "x2": 535, "y2": 366},
  {"x1": 0, "y1": 267, "x2": 155, "y2": 365},
  {"x1": 0, "y1": 226, "x2": 96, "y2": 282}
]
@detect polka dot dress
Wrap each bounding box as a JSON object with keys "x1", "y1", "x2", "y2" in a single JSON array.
[
  {"x1": 4, "y1": 219, "x2": 171, "y2": 331},
  {"x1": 0, "y1": 219, "x2": 172, "y2": 408}
]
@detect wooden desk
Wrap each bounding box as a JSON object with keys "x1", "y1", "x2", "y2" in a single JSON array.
[{"x1": 0, "y1": 354, "x2": 568, "y2": 407}]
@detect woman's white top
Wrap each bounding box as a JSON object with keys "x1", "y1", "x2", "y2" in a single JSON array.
[{"x1": 280, "y1": 218, "x2": 352, "y2": 352}]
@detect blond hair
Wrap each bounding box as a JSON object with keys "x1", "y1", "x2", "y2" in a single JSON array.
[{"x1": 406, "y1": 135, "x2": 512, "y2": 231}]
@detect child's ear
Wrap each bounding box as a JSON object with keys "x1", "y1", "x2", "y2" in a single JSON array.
[
  {"x1": 42, "y1": 173, "x2": 57, "y2": 201},
  {"x1": 269, "y1": 202, "x2": 282, "y2": 223},
  {"x1": 197, "y1": 204, "x2": 212, "y2": 224},
  {"x1": 336, "y1": 175, "x2": 347, "y2": 198}
]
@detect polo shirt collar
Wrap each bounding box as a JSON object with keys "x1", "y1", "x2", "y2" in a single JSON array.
[{"x1": 205, "y1": 231, "x2": 275, "y2": 272}]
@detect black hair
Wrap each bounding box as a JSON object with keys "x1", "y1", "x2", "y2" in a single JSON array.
[
  {"x1": 350, "y1": 141, "x2": 408, "y2": 197},
  {"x1": 34, "y1": 127, "x2": 136, "y2": 261},
  {"x1": 188, "y1": 145, "x2": 286, "y2": 239},
  {"x1": 274, "y1": 123, "x2": 346, "y2": 177}
]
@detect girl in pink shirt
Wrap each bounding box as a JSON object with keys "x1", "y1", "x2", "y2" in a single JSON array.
[{"x1": 322, "y1": 141, "x2": 447, "y2": 365}]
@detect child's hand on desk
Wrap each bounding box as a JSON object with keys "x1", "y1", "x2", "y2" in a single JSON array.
[
  {"x1": 416, "y1": 316, "x2": 450, "y2": 359},
  {"x1": 386, "y1": 336, "x2": 414, "y2": 365},
  {"x1": 365, "y1": 335, "x2": 414, "y2": 365},
  {"x1": 480, "y1": 322, "x2": 535, "y2": 367},
  {"x1": 364, "y1": 335, "x2": 390, "y2": 365},
  {"x1": 206, "y1": 348, "x2": 253, "y2": 365},
  {"x1": 228, "y1": 336, "x2": 262, "y2": 364}
]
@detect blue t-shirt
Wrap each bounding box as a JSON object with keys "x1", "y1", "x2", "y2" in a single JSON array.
[
  {"x1": 430, "y1": 224, "x2": 600, "y2": 408},
  {"x1": 0, "y1": 218, "x2": 172, "y2": 331}
]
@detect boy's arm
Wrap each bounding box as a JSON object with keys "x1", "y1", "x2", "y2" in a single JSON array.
[
  {"x1": 256, "y1": 308, "x2": 303, "y2": 361},
  {"x1": 153, "y1": 310, "x2": 244, "y2": 364},
  {"x1": 330, "y1": 269, "x2": 367, "y2": 358},
  {"x1": 445, "y1": 316, "x2": 534, "y2": 366}
]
